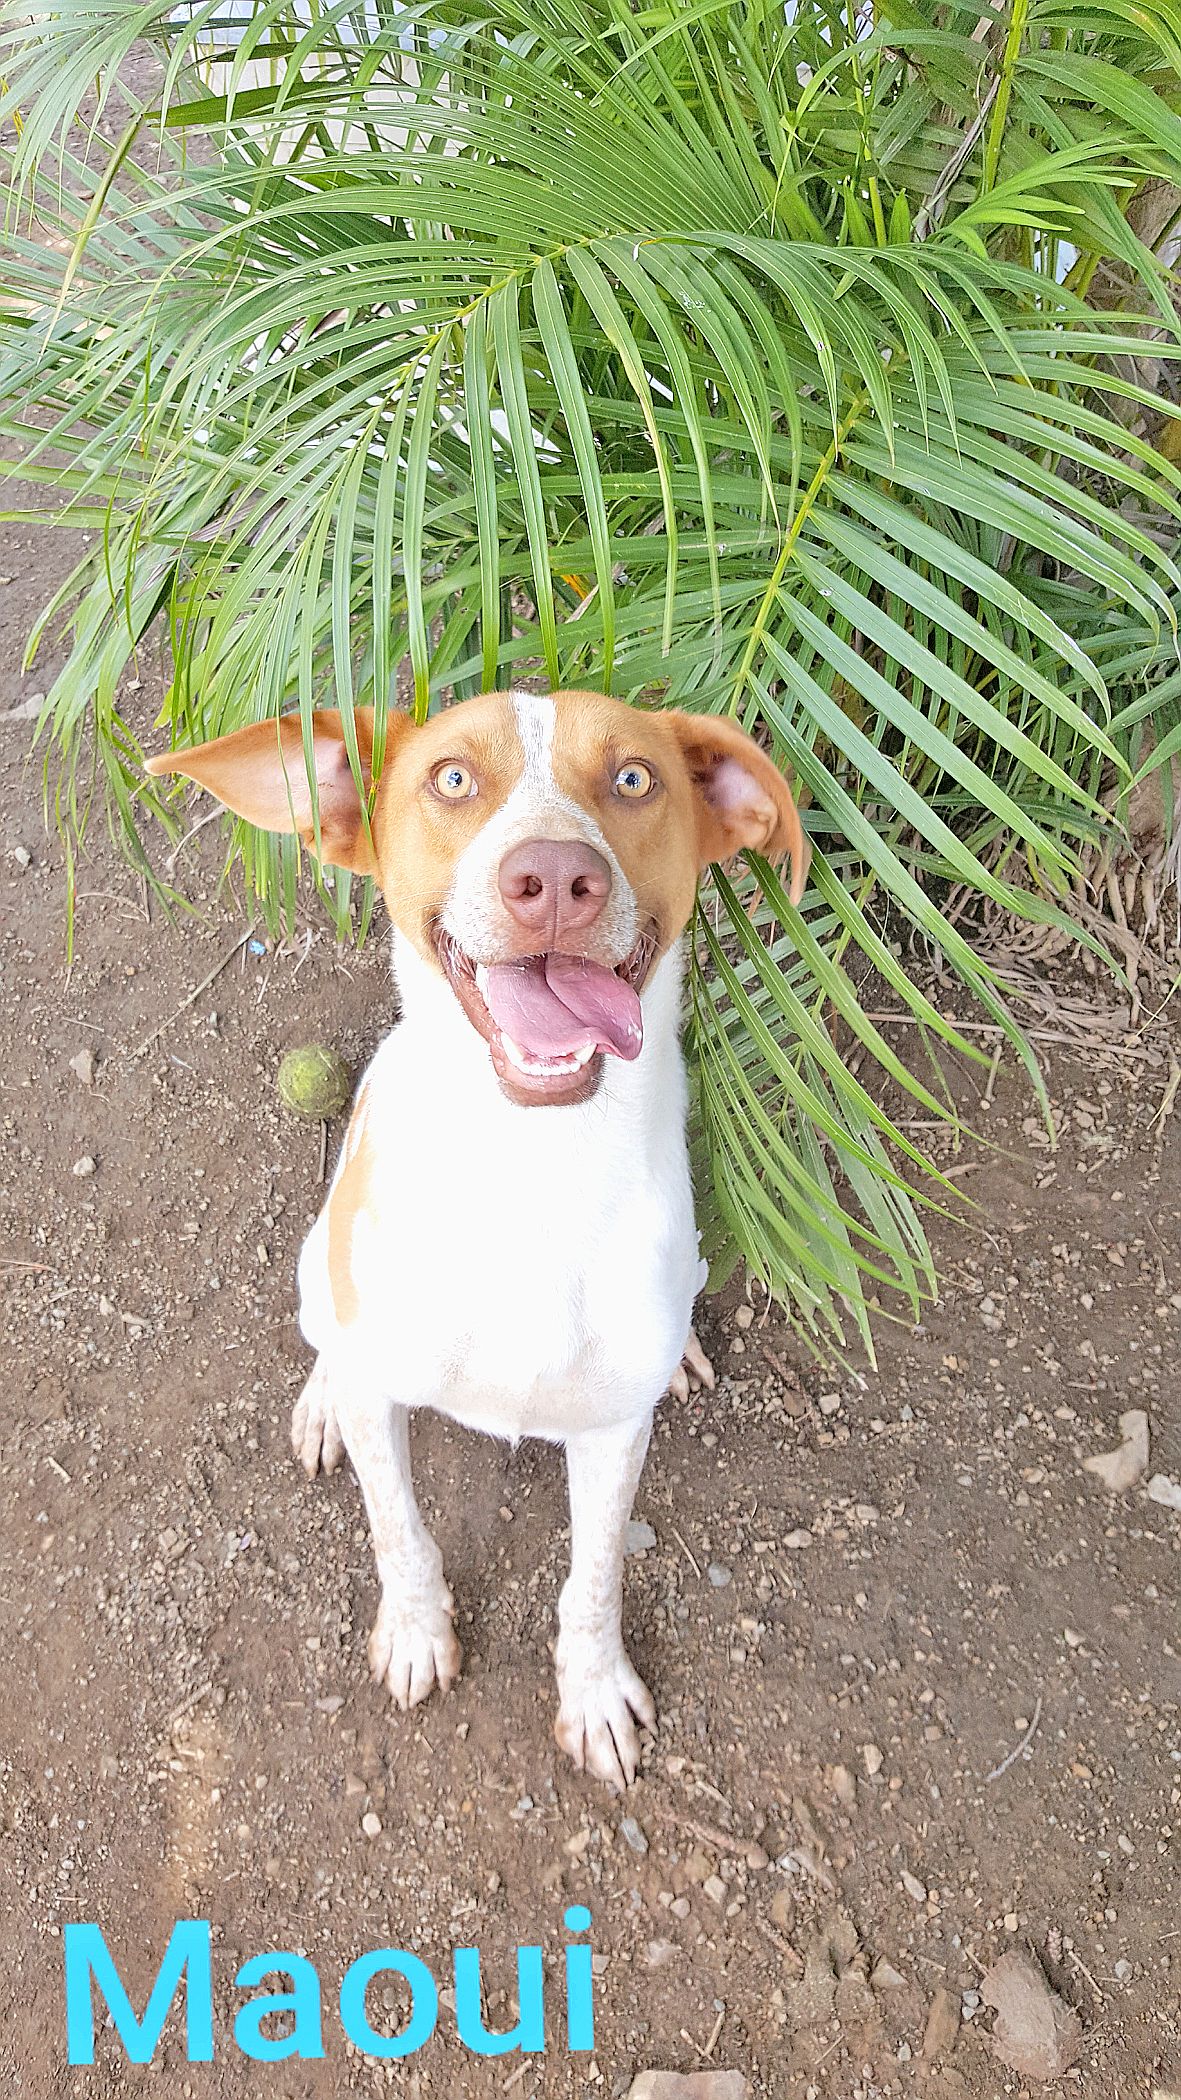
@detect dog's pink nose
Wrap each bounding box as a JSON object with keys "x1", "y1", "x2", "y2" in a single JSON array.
[{"x1": 498, "y1": 838, "x2": 612, "y2": 945}]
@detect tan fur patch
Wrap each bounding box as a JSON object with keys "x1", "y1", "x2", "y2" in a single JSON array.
[
  {"x1": 370, "y1": 691, "x2": 524, "y2": 959},
  {"x1": 327, "y1": 1080, "x2": 374, "y2": 1326}
]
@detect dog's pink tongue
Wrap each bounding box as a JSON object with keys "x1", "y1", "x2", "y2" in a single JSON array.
[
  {"x1": 545, "y1": 955, "x2": 643, "y2": 1059},
  {"x1": 483, "y1": 955, "x2": 643, "y2": 1061}
]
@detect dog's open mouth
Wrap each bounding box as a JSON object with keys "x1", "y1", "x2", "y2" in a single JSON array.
[{"x1": 434, "y1": 928, "x2": 657, "y2": 1104}]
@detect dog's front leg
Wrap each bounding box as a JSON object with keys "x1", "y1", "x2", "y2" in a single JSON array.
[
  {"x1": 555, "y1": 1415, "x2": 656, "y2": 1791},
  {"x1": 292, "y1": 1356, "x2": 346, "y2": 1478},
  {"x1": 333, "y1": 1385, "x2": 462, "y2": 1711}
]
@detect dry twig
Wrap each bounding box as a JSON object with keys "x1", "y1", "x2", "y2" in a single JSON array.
[
  {"x1": 131, "y1": 927, "x2": 257, "y2": 1057},
  {"x1": 985, "y1": 1695, "x2": 1043, "y2": 1783}
]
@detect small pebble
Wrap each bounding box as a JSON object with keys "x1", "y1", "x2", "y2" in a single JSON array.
[
  {"x1": 707, "y1": 1563, "x2": 732, "y2": 1589},
  {"x1": 645, "y1": 1939, "x2": 678, "y2": 1969},
  {"x1": 361, "y1": 1811, "x2": 383, "y2": 1838},
  {"x1": 620, "y1": 1816, "x2": 649, "y2": 1856},
  {"x1": 900, "y1": 1870, "x2": 927, "y2": 1904},
  {"x1": 72, "y1": 1156, "x2": 96, "y2": 1178}
]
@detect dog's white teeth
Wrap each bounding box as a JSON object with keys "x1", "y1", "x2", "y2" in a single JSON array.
[
  {"x1": 501, "y1": 1035, "x2": 596, "y2": 1079},
  {"x1": 475, "y1": 964, "x2": 490, "y2": 998},
  {"x1": 501, "y1": 1034, "x2": 533, "y2": 1073}
]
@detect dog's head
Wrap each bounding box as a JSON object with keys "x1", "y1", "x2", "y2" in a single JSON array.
[{"x1": 147, "y1": 689, "x2": 807, "y2": 1107}]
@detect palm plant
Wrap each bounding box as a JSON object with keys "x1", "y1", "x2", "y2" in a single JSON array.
[{"x1": 3, "y1": 0, "x2": 1181, "y2": 1350}]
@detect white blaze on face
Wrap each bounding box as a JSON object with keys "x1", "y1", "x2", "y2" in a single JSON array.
[{"x1": 440, "y1": 691, "x2": 639, "y2": 964}]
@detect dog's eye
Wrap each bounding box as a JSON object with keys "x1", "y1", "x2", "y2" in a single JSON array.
[
  {"x1": 614, "y1": 760, "x2": 655, "y2": 799},
  {"x1": 433, "y1": 761, "x2": 477, "y2": 801}
]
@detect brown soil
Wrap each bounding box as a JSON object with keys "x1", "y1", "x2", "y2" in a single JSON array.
[{"x1": 1, "y1": 513, "x2": 1180, "y2": 2100}]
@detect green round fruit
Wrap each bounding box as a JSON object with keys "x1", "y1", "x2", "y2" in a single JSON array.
[{"x1": 277, "y1": 1045, "x2": 351, "y2": 1120}]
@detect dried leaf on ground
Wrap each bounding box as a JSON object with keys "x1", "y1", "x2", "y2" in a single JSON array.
[
  {"x1": 828, "y1": 1762, "x2": 857, "y2": 1811},
  {"x1": 922, "y1": 1986, "x2": 961, "y2": 2061},
  {"x1": 1082, "y1": 1409, "x2": 1150, "y2": 1492},
  {"x1": 981, "y1": 1949, "x2": 1082, "y2": 2080}
]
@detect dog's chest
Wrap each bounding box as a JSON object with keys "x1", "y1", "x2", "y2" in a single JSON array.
[{"x1": 299, "y1": 1032, "x2": 699, "y2": 1437}]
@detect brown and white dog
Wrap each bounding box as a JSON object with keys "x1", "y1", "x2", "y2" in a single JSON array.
[{"x1": 148, "y1": 689, "x2": 807, "y2": 1788}]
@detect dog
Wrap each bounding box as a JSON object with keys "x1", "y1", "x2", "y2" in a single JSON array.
[{"x1": 147, "y1": 689, "x2": 807, "y2": 1788}]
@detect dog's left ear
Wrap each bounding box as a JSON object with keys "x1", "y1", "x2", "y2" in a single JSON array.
[
  {"x1": 669, "y1": 711, "x2": 810, "y2": 903},
  {"x1": 145, "y1": 708, "x2": 405, "y2": 875}
]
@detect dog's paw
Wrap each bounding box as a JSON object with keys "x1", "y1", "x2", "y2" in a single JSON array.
[
  {"x1": 369, "y1": 1595, "x2": 462, "y2": 1711},
  {"x1": 666, "y1": 1325, "x2": 716, "y2": 1404},
  {"x1": 555, "y1": 1647, "x2": 656, "y2": 1790},
  {"x1": 292, "y1": 1361, "x2": 346, "y2": 1480}
]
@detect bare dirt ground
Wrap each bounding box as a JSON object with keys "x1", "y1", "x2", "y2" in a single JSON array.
[{"x1": 2, "y1": 512, "x2": 1180, "y2": 2100}]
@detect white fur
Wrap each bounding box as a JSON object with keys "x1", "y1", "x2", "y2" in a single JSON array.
[
  {"x1": 293, "y1": 694, "x2": 704, "y2": 1788},
  {"x1": 298, "y1": 935, "x2": 698, "y2": 1433}
]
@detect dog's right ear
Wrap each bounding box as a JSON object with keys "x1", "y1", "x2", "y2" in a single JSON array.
[
  {"x1": 666, "y1": 710, "x2": 810, "y2": 901},
  {"x1": 145, "y1": 709, "x2": 406, "y2": 875}
]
